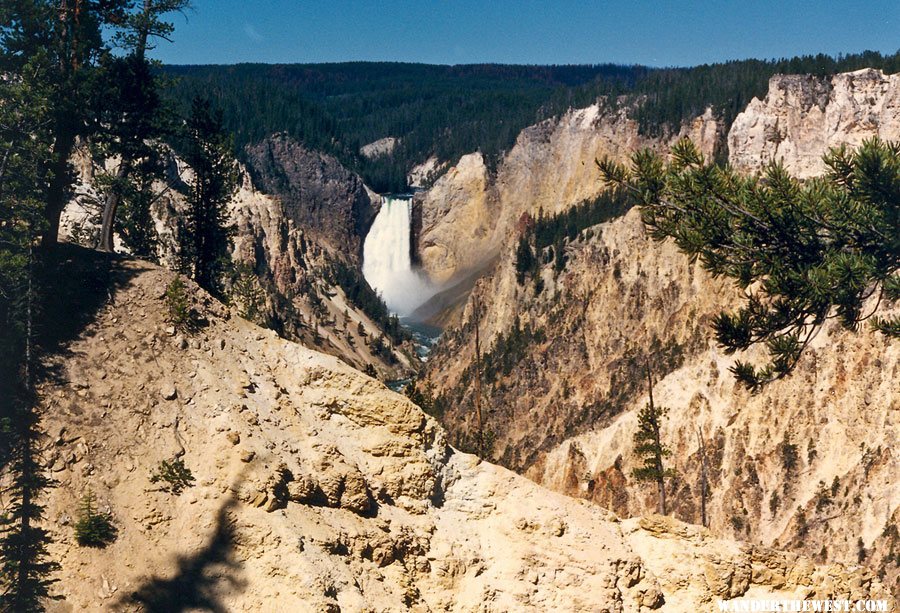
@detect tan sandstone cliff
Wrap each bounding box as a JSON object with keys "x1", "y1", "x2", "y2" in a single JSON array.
[
  {"x1": 414, "y1": 103, "x2": 719, "y2": 287},
  {"x1": 729, "y1": 68, "x2": 900, "y2": 177},
  {"x1": 32, "y1": 251, "x2": 886, "y2": 611}
]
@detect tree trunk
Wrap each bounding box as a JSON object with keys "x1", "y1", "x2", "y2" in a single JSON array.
[
  {"x1": 98, "y1": 0, "x2": 154, "y2": 252},
  {"x1": 41, "y1": 128, "x2": 76, "y2": 249},
  {"x1": 473, "y1": 295, "x2": 484, "y2": 456},
  {"x1": 697, "y1": 426, "x2": 708, "y2": 527},
  {"x1": 98, "y1": 160, "x2": 131, "y2": 252}
]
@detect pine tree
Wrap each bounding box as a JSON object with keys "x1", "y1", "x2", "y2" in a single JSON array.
[
  {"x1": 0, "y1": 54, "x2": 59, "y2": 611},
  {"x1": 514, "y1": 235, "x2": 535, "y2": 285},
  {"x1": 600, "y1": 138, "x2": 900, "y2": 389},
  {"x1": 96, "y1": 0, "x2": 191, "y2": 254},
  {"x1": 230, "y1": 263, "x2": 267, "y2": 325},
  {"x1": 176, "y1": 97, "x2": 238, "y2": 297},
  {"x1": 73, "y1": 491, "x2": 116, "y2": 548},
  {"x1": 631, "y1": 366, "x2": 675, "y2": 515},
  {"x1": 0, "y1": 0, "x2": 132, "y2": 248}
]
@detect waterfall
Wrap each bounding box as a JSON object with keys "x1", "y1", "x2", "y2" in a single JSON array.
[{"x1": 362, "y1": 196, "x2": 434, "y2": 316}]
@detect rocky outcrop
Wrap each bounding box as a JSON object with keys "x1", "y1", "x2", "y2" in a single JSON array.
[
  {"x1": 418, "y1": 67, "x2": 900, "y2": 291},
  {"x1": 36, "y1": 252, "x2": 886, "y2": 610},
  {"x1": 360, "y1": 136, "x2": 400, "y2": 159},
  {"x1": 414, "y1": 103, "x2": 719, "y2": 286},
  {"x1": 729, "y1": 68, "x2": 900, "y2": 177},
  {"x1": 244, "y1": 133, "x2": 381, "y2": 263},
  {"x1": 414, "y1": 152, "x2": 493, "y2": 285},
  {"x1": 408, "y1": 155, "x2": 448, "y2": 189}
]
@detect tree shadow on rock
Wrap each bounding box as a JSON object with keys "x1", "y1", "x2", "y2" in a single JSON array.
[
  {"x1": 118, "y1": 495, "x2": 246, "y2": 612},
  {"x1": 38, "y1": 244, "x2": 146, "y2": 351}
]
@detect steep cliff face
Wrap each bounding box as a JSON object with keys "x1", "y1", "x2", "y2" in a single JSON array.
[
  {"x1": 36, "y1": 251, "x2": 885, "y2": 611},
  {"x1": 424, "y1": 69, "x2": 900, "y2": 594},
  {"x1": 227, "y1": 170, "x2": 419, "y2": 377},
  {"x1": 427, "y1": 210, "x2": 740, "y2": 468},
  {"x1": 414, "y1": 152, "x2": 493, "y2": 285},
  {"x1": 729, "y1": 68, "x2": 900, "y2": 177},
  {"x1": 244, "y1": 133, "x2": 381, "y2": 264},
  {"x1": 413, "y1": 103, "x2": 719, "y2": 287}
]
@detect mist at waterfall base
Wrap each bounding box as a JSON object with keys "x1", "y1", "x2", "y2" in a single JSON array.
[{"x1": 362, "y1": 195, "x2": 439, "y2": 322}]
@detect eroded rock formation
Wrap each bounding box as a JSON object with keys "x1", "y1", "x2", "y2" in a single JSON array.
[
  {"x1": 423, "y1": 68, "x2": 900, "y2": 595},
  {"x1": 244, "y1": 133, "x2": 381, "y2": 264},
  {"x1": 60, "y1": 139, "x2": 415, "y2": 379},
  {"x1": 729, "y1": 68, "x2": 900, "y2": 177},
  {"x1": 414, "y1": 103, "x2": 719, "y2": 287}
]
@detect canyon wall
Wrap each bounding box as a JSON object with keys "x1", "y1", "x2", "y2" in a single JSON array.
[
  {"x1": 423, "y1": 68, "x2": 900, "y2": 594},
  {"x1": 60, "y1": 138, "x2": 416, "y2": 379},
  {"x1": 244, "y1": 133, "x2": 382, "y2": 264},
  {"x1": 37, "y1": 253, "x2": 886, "y2": 611},
  {"x1": 414, "y1": 104, "x2": 719, "y2": 287},
  {"x1": 729, "y1": 68, "x2": 900, "y2": 177}
]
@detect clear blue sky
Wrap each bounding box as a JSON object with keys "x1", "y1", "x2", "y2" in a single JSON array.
[{"x1": 149, "y1": 1, "x2": 900, "y2": 67}]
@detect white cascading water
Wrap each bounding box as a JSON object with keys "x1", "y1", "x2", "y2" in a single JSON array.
[{"x1": 362, "y1": 196, "x2": 434, "y2": 316}]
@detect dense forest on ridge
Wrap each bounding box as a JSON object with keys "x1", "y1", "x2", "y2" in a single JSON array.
[{"x1": 161, "y1": 51, "x2": 900, "y2": 191}]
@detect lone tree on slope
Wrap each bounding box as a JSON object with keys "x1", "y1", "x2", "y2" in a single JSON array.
[
  {"x1": 176, "y1": 96, "x2": 238, "y2": 297},
  {"x1": 631, "y1": 365, "x2": 675, "y2": 516},
  {"x1": 599, "y1": 138, "x2": 899, "y2": 390}
]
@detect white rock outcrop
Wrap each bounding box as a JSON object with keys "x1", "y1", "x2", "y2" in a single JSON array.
[{"x1": 729, "y1": 68, "x2": 900, "y2": 177}]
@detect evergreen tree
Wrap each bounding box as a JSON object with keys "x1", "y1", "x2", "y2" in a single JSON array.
[
  {"x1": 0, "y1": 0, "x2": 132, "y2": 248},
  {"x1": 514, "y1": 235, "x2": 535, "y2": 284},
  {"x1": 230, "y1": 263, "x2": 267, "y2": 325},
  {"x1": 176, "y1": 97, "x2": 238, "y2": 297},
  {"x1": 600, "y1": 138, "x2": 900, "y2": 389},
  {"x1": 0, "y1": 50, "x2": 59, "y2": 611},
  {"x1": 96, "y1": 0, "x2": 191, "y2": 254},
  {"x1": 631, "y1": 366, "x2": 675, "y2": 515},
  {"x1": 73, "y1": 491, "x2": 116, "y2": 548}
]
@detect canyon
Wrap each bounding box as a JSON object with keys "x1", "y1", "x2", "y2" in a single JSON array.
[
  {"x1": 421, "y1": 68, "x2": 900, "y2": 596},
  {"x1": 37, "y1": 250, "x2": 887, "y2": 611},
  {"x1": 41, "y1": 67, "x2": 899, "y2": 609}
]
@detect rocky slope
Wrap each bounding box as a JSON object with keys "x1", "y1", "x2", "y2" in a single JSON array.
[
  {"x1": 35, "y1": 250, "x2": 886, "y2": 611},
  {"x1": 729, "y1": 68, "x2": 900, "y2": 177},
  {"x1": 244, "y1": 134, "x2": 382, "y2": 264},
  {"x1": 413, "y1": 103, "x2": 719, "y2": 286},
  {"x1": 423, "y1": 68, "x2": 900, "y2": 595},
  {"x1": 60, "y1": 139, "x2": 417, "y2": 380}
]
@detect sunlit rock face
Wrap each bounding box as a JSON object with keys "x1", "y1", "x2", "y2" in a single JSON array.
[
  {"x1": 40, "y1": 255, "x2": 887, "y2": 611},
  {"x1": 425, "y1": 68, "x2": 900, "y2": 597},
  {"x1": 728, "y1": 68, "x2": 900, "y2": 177},
  {"x1": 413, "y1": 103, "x2": 719, "y2": 287}
]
